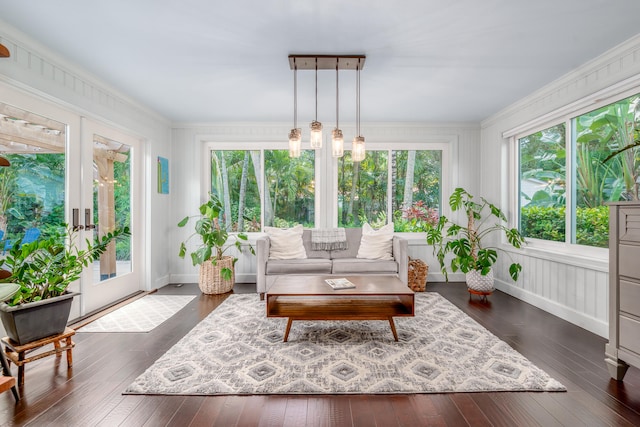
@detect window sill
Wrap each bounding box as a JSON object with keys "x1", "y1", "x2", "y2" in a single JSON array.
[{"x1": 500, "y1": 240, "x2": 608, "y2": 272}]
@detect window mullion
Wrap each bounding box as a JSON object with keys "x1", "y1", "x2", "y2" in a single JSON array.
[{"x1": 567, "y1": 117, "x2": 576, "y2": 245}]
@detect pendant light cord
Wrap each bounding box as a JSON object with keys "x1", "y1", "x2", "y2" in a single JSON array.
[
  {"x1": 315, "y1": 58, "x2": 318, "y2": 121},
  {"x1": 336, "y1": 61, "x2": 339, "y2": 129},
  {"x1": 293, "y1": 61, "x2": 297, "y2": 129},
  {"x1": 356, "y1": 59, "x2": 361, "y2": 136}
]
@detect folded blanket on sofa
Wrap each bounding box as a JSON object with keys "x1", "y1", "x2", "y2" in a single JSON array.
[{"x1": 311, "y1": 228, "x2": 348, "y2": 251}]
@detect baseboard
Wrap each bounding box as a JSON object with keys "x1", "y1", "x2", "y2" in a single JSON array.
[
  {"x1": 494, "y1": 280, "x2": 608, "y2": 338},
  {"x1": 155, "y1": 275, "x2": 170, "y2": 289},
  {"x1": 168, "y1": 273, "x2": 255, "y2": 285}
]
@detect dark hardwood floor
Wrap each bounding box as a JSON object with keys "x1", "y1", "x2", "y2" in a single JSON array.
[{"x1": 0, "y1": 282, "x2": 639, "y2": 426}]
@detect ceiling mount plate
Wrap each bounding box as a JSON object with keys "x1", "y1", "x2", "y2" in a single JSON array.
[{"x1": 289, "y1": 55, "x2": 365, "y2": 70}]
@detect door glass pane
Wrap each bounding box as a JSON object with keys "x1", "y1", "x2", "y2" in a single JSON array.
[
  {"x1": 93, "y1": 134, "x2": 131, "y2": 280},
  {"x1": 338, "y1": 151, "x2": 388, "y2": 227},
  {"x1": 0, "y1": 103, "x2": 66, "y2": 253}
]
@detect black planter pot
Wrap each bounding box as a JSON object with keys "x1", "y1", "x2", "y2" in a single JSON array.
[{"x1": 0, "y1": 292, "x2": 78, "y2": 345}]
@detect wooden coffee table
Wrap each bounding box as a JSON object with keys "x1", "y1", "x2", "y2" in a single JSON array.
[{"x1": 266, "y1": 275, "x2": 414, "y2": 342}]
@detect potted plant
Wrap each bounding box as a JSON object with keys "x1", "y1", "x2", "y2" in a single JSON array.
[
  {"x1": 0, "y1": 225, "x2": 130, "y2": 345},
  {"x1": 178, "y1": 192, "x2": 254, "y2": 294},
  {"x1": 425, "y1": 187, "x2": 525, "y2": 297}
]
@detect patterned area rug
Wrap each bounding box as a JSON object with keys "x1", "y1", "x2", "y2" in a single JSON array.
[
  {"x1": 124, "y1": 293, "x2": 565, "y2": 395},
  {"x1": 79, "y1": 295, "x2": 196, "y2": 333}
]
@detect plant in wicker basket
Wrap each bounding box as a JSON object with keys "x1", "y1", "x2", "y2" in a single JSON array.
[
  {"x1": 425, "y1": 187, "x2": 525, "y2": 295},
  {"x1": 178, "y1": 193, "x2": 254, "y2": 294}
]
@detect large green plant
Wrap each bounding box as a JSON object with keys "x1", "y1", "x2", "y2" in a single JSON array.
[
  {"x1": 0, "y1": 225, "x2": 130, "y2": 306},
  {"x1": 425, "y1": 188, "x2": 525, "y2": 281},
  {"x1": 178, "y1": 193, "x2": 254, "y2": 280}
]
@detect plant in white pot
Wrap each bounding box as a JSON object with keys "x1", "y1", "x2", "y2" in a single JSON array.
[
  {"x1": 0, "y1": 225, "x2": 130, "y2": 344},
  {"x1": 178, "y1": 192, "x2": 254, "y2": 294},
  {"x1": 425, "y1": 187, "x2": 525, "y2": 298}
]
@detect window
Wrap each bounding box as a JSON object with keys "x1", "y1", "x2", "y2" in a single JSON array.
[
  {"x1": 210, "y1": 149, "x2": 315, "y2": 231},
  {"x1": 338, "y1": 151, "x2": 388, "y2": 227},
  {"x1": 338, "y1": 149, "x2": 442, "y2": 231},
  {"x1": 519, "y1": 124, "x2": 566, "y2": 243},
  {"x1": 264, "y1": 150, "x2": 315, "y2": 228},
  {"x1": 392, "y1": 150, "x2": 441, "y2": 232},
  {"x1": 516, "y1": 93, "x2": 640, "y2": 248},
  {"x1": 572, "y1": 94, "x2": 640, "y2": 247},
  {"x1": 207, "y1": 141, "x2": 448, "y2": 233}
]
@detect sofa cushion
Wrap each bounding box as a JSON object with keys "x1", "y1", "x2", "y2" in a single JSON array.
[
  {"x1": 356, "y1": 222, "x2": 394, "y2": 260},
  {"x1": 264, "y1": 225, "x2": 307, "y2": 259},
  {"x1": 266, "y1": 258, "x2": 332, "y2": 275},
  {"x1": 329, "y1": 228, "x2": 362, "y2": 259},
  {"x1": 332, "y1": 258, "x2": 398, "y2": 275}
]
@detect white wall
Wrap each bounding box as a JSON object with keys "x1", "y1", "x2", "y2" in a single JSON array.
[
  {"x1": 480, "y1": 34, "x2": 640, "y2": 337},
  {"x1": 169, "y1": 123, "x2": 481, "y2": 284},
  {"x1": 0, "y1": 22, "x2": 173, "y2": 293}
]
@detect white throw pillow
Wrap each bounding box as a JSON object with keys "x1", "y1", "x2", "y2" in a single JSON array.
[
  {"x1": 356, "y1": 222, "x2": 394, "y2": 260},
  {"x1": 265, "y1": 224, "x2": 307, "y2": 259}
]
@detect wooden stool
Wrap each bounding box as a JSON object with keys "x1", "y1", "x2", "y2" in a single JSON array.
[
  {"x1": 2, "y1": 327, "x2": 75, "y2": 386},
  {"x1": 0, "y1": 348, "x2": 18, "y2": 401}
]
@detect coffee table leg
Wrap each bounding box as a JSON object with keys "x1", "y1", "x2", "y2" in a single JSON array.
[
  {"x1": 283, "y1": 318, "x2": 293, "y2": 342},
  {"x1": 388, "y1": 317, "x2": 399, "y2": 341}
]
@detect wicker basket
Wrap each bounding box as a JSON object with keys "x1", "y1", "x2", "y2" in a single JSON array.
[
  {"x1": 198, "y1": 256, "x2": 235, "y2": 294},
  {"x1": 408, "y1": 257, "x2": 428, "y2": 292}
]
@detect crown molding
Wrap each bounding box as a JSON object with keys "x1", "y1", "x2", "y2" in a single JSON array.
[
  {"x1": 0, "y1": 19, "x2": 170, "y2": 127},
  {"x1": 482, "y1": 33, "x2": 640, "y2": 129}
]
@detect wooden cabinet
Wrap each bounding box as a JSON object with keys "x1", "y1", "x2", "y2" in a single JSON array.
[{"x1": 606, "y1": 202, "x2": 640, "y2": 380}]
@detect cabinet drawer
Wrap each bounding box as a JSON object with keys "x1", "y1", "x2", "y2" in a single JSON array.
[
  {"x1": 621, "y1": 280, "x2": 640, "y2": 315},
  {"x1": 620, "y1": 315, "x2": 640, "y2": 355},
  {"x1": 619, "y1": 245, "x2": 640, "y2": 278}
]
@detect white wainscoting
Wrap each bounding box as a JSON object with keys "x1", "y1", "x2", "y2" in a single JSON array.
[{"x1": 492, "y1": 248, "x2": 609, "y2": 338}]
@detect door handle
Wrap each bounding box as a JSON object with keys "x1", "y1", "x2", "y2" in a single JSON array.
[
  {"x1": 85, "y1": 208, "x2": 96, "y2": 230},
  {"x1": 72, "y1": 208, "x2": 84, "y2": 231}
]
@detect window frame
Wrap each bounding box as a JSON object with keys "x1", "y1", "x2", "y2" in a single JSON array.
[
  {"x1": 331, "y1": 141, "x2": 452, "y2": 229},
  {"x1": 200, "y1": 136, "x2": 455, "y2": 234},
  {"x1": 505, "y1": 79, "x2": 640, "y2": 260},
  {"x1": 201, "y1": 141, "x2": 321, "y2": 230}
]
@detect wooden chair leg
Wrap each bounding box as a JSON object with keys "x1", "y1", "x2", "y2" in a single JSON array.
[{"x1": 65, "y1": 337, "x2": 73, "y2": 367}]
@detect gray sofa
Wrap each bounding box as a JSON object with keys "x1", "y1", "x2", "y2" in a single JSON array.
[{"x1": 256, "y1": 228, "x2": 408, "y2": 297}]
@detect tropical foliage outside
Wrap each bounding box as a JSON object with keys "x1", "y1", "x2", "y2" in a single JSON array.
[
  {"x1": 210, "y1": 148, "x2": 442, "y2": 233},
  {"x1": 519, "y1": 93, "x2": 640, "y2": 248},
  {"x1": 0, "y1": 152, "x2": 131, "y2": 262}
]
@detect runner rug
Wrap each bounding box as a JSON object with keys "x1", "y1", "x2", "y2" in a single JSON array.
[
  {"x1": 79, "y1": 295, "x2": 196, "y2": 333},
  {"x1": 124, "y1": 293, "x2": 565, "y2": 395}
]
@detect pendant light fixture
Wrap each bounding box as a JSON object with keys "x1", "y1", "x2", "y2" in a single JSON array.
[
  {"x1": 287, "y1": 55, "x2": 365, "y2": 157},
  {"x1": 331, "y1": 60, "x2": 344, "y2": 157},
  {"x1": 309, "y1": 58, "x2": 323, "y2": 149},
  {"x1": 352, "y1": 58, "x2": 366, "y2": 162},
  {"x1": 288, "y1": 60, "x2": 301, "y2": 158}
]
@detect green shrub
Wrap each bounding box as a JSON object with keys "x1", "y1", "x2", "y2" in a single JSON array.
[{"x1": 521, "y1": 205, "x2": 608, "y2": 248}]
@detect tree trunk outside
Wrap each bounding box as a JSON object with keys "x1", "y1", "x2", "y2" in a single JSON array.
[
  {"x1": 220, "y1": 153, "x2": 232, "y2": 231},
  {"x1": 237, "y1": 151, "x2": 249, "y2": 231},
  {"x1": 403, "y1": 150, "x2": 416, "y2": 209},
  {"x1": 348, "y1": 161, "x2": 360, "y2": 223}
]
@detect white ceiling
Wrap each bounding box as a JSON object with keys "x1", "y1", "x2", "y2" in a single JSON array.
[{"x1": 1, "y1": 0, "x2": 640, "y2": 124}]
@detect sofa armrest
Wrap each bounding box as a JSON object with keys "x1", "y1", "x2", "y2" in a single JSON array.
[
  {"x1": 256, "y1": 235, "x2": 270, "y2": 294},
  {"x1": 393, "y1": 235, "x2": 409, "y2": 285}
]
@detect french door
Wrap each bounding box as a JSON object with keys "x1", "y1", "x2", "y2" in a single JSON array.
[
  {"x1": 79, "y1": 118, "x2": 143, "y2": 315},
  {"x1": 0, "y1": 84, "x2": 144, "y2": 321}
]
